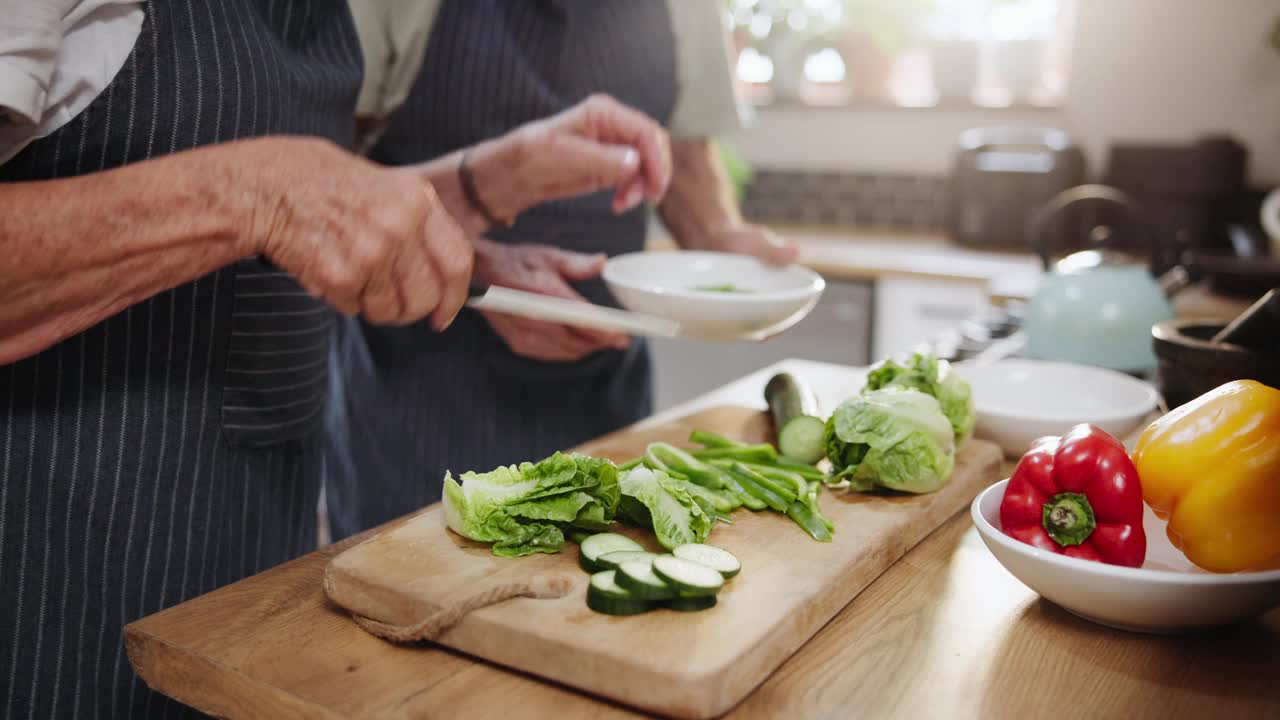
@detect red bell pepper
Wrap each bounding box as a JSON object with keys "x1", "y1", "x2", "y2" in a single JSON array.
[{"x1": 999, "y1": 424, "x2": 1146, "y2": 567}]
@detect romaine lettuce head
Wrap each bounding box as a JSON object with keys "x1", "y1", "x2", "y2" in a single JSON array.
[
  {"x1": 442, "y1": 452, "x2": 620, "y2": 557},
  {"x1": 618, "y1": 466, "x2": 712, "y2": 549},
  {"x1": 823, "y1": 415, "x2": 868, "y2": 473},
  {"x1": 825, "y1": 387, "x2": 956, "y2": 494},
  {"x1": 864, "y1": 353, "x2": 975, "y2": 442}
]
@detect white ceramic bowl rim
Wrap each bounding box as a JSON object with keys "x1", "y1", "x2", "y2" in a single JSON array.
[
  {"x1": 962, "y1": 360, "x2": 1160, "y2": 425},
  {"x1": 602, "y1": 251, "x2": 826, "y2": 304},
  {"x1": 972, "y1": 479, "x2": 1280, "y2": 586}
]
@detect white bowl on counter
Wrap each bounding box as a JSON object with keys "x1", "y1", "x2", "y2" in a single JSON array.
[
  {"x1": 956, "y1": 359, "x2": 1159, "y2": 456},
  {"x1": 973, "y1": 479, "x2": 1280, "y2": 633},
  {"x1": 602, "y1": 251, "x2": 825, "y2": 341}
]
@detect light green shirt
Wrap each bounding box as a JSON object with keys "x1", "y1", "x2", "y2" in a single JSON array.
[{"x1": 349, "y1": 0, "x2": 744, "y2": 141}]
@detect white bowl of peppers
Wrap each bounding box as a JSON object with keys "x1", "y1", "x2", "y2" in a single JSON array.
[{"x1": 972, "y1": 383, "x2": 1280, "y2": 633}]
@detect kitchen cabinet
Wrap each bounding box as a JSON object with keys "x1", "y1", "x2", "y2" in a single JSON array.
[{"x1": 649, "y1": 279, "x2": 872, "y2": 410}]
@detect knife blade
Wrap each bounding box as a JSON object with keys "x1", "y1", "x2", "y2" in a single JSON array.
[{"x1": 465, "y1": 286, "x2": 681, "y2": 339}]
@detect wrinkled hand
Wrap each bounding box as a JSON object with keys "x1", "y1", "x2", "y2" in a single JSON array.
[
  {"x1": 476, "y1": 94, "x2": 672, "y2": 220},
  {"x1": 245, "y1": 137, "x2": 473, "y2": 329},
  {"x1": 473, "y1": 237, "x2": 630, "y2": 362},
  {"x1": 704, "y1": 223, "x2": 799, "y2": 265}
]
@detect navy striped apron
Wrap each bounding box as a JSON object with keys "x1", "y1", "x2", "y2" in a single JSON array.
[
  {"x1": 0, "y1": 2, "x2": 362, "y2": 718},
  {"x1": 325, "y1": 0, "x2": 677, "y2": 540}
]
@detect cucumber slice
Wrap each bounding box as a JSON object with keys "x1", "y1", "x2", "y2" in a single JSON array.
[
  {"x1": 597, "y1": 550, "x2": 659, "y2": 570},
  {"x1": 579, "y1": 533, "x2": 645, "y2": 572},
  {"x1": 615, "y1": 558, "x2": 676, "y2": 600},
  {"x1": 777, "y1": 415, "x2": 826, "y2": 465},
  {"x1": 672, "y1": 544, "x2": 741, "y2": 579},
  {"x1": 651, "y1": 556, "x2": 724, "y2": 597},
  {"x1": 664, "y1": 595, "x2": 718, "y2": 612},
  {"x1": 587, "y1": 571, "x2": 653, "y2": 616}
]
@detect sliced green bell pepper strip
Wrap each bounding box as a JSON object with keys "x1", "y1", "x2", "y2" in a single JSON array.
[
  {"x1": 726, "y1": 463, "x2": 794, "y2": 512},
  {"x1": 646, "y1": 442, "x2": 727, "y2": 490},
  {"x1": 787, "y1": 499, "x2": 833, "y2": 542},
  {"x1": 744, "y1": 464, "x2": 808, "y2": 498},
  {"x1": 687, "y1": 429, "x2": 738, "y2": 449}
]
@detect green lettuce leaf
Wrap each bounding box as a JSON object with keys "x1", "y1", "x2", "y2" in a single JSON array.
[
  {"x1": 864, "y1": 353, "x2": 975, "y2": 441},
  {"x1": 442, "y1": 452, "x2": 621, "y2": 557},
  {"x1": 618, "y1": 466, "x2": 712, "y2": 549},
  {"x1": 504, "y1": 491, "x2": 596, "y2": 523},
  {"x1": 571, "y1": 454, "x2": 620, "y2": 522},
  {"x1": 826, "y1": 387, "x2": 956, "y2": 494},
  {"x1": 487, "y1": 513, "x2": 565, "y2": 558}
]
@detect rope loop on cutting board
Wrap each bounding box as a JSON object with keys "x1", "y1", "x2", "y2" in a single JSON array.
[{"x1": 324, "y1": 572, "x2": 575, "y2": 644}]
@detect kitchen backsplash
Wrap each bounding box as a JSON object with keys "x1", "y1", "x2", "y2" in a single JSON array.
[{"x1": 742, "y1": 170, "x2": 950, "y2": 230}]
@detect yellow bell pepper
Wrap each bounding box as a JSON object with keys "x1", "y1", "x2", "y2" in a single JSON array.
[{"x1": 1132, "y1": 379, "x2": 1280, "y2": 573}]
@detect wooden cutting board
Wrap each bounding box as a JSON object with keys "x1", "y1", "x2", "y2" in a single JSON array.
[{"x1": 324, "y1": 405, "x2": 1001, "y2": 719}]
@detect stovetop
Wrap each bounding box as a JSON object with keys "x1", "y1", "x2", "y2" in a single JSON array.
[{"x1": 929, "y1": 303, "x2": 1026, "y2": 363}]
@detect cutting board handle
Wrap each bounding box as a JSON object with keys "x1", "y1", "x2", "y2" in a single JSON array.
[{"x1": 323, "y1": 568, "x2": 575, "y2": 644}]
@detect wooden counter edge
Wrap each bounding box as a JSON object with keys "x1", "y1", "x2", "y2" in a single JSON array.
[
  {"x1": 124, "y1": 515, "x2": 416, "y2": 720},
  {"x1": 125, "y1": 625, "x2": 341, "y2": 720}
]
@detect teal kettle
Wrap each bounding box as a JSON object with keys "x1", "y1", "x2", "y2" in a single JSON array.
[{"x1": 1024, "y1": 185, "x2": 1175, "y2": 373}]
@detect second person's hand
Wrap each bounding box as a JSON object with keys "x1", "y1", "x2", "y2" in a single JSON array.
[
  {"x1": 702, "y1": 223, "x2": 799, "y2": 266},
  {"x1": 472, "y1": 237, "x2": 631, "y2": 362},
  {"x1": 424, "y1": 94, "x2": 673, "y2": 235}
]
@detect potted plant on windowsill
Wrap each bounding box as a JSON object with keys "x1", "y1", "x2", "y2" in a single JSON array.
[
  {"x1": 838, "y1": 0, "x2": 931, "y2": 102},
  {"x1": 925, "y1": 3, "x2": 981, "y2": 102}
]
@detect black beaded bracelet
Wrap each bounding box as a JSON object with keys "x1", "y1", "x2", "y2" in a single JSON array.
[{"x1": 458, "y1": 150, "x2": 513, "y2": 229}]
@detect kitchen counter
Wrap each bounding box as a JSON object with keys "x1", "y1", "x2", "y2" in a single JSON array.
[
  {"x1": 788, "y1": 227, "x2": 1042, "y2": 291},
  {"x1": 654, "y1": 225, "x2": 1258, "y2": 320},
  {"x1": 126, "y1": 359, "x2": 1280, "y2": 720}
]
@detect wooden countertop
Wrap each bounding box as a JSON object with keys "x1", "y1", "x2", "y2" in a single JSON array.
[{"x1": 126, "y1": 360, "x2": 1280, "y2": 719}]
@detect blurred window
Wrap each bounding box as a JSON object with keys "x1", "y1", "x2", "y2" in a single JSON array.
[{"x1": 726, "y1": 0, "x2": 1074, "y2": 107}]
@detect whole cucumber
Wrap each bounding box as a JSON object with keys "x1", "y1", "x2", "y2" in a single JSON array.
[
  {"x1": 764, "y1": 373, "x2": 826, "y2": 464},
  {"x1": 764, "y1": 372, "x2": 818, "y2": 430}
]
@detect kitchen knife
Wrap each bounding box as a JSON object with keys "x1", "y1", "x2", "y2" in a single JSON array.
[{"x1": 466, "y1": 285, "x2": 681, "y2": 338}]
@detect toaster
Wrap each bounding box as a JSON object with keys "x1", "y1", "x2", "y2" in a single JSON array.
[{"x1": 949, "y1": 126, "x2": 1086, "y2": 248}]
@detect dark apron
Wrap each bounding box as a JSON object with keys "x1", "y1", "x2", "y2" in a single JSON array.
[
  {"x1": 325, "y1": 0, "x2": 678, "y2": 540},
  {"x1": 0, "y1": 2, "x2": 361, "y2": 718}
]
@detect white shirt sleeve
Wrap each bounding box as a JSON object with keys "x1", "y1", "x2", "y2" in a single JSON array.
[
  {"x1": 0, "y1": 0, "x2": 78, "y2": 124},
  {"x1": 666, "y1": 0, "x2": 745, "y2": 141},
  {"x1": 350, "y1": 0, "x2": 442, "y2": 120},
  {"x1": 0, "y1": 0, "x2": 144, "y2": 164}
]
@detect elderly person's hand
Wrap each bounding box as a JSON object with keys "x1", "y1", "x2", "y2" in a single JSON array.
[
  {"x1": 0, "y1": 136, "x2": 475, "y2": 363},
  {"x1": 505, "y1": 93, "x2": 671, "y2": 214},
  {"x1": 472, "y1": 237, "x2": 629, "y2": 362},
  {"x1": 247, "y1": 137, "x2": 473, "y2": 329}
]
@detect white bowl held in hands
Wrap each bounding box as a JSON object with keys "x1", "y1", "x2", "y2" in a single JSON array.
[
  {"x1": 956, "y1": 359, "x2": 1159, "y2": 456},
  {"x1": 973, "y1": 479, "x2": 1280, "y2": 633},
  {"x1": 602, "y1": 251, "x2": 825, "y2": 341}
]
